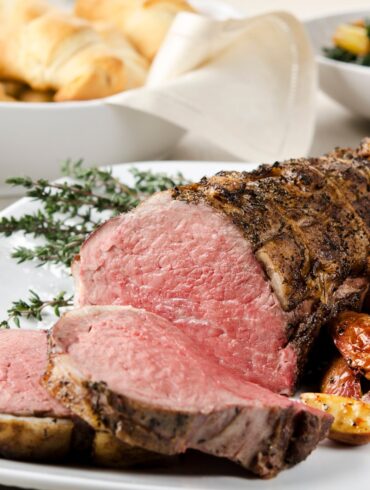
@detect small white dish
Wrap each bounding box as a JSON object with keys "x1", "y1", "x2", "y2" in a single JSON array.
[{"x1": 305, "y1": 10, "x2": 370, "y2": 118}]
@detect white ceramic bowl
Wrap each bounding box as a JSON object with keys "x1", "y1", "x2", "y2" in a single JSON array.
[
  {"x1": 0, "y1": 100, "x2": 184, "y2": 195},
  {"x1": 305, "y1": 10, "x2": 370, "y2": 118},
  {"x1": 0, "y1": 0, "x2": 242, "y2": 196}
]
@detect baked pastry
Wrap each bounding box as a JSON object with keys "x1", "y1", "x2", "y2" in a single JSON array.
[
  {"x1": 0, "y1": 0, "x2": 126, "y2": 101},
  {"x1": 94, "y1": 22, "x2": 148, "y2": 89},
  {"x1": 75, "y1": 0, "x2": 194, "y2": 61},
  {"x1": 0, "y1": 80, "x2": 26, "y2": 98},
  {"x1": 0, "y1": 83, "x2": 15, "y2": 102},
  {"x1": 19, "y1": 88, "x2": 54, "y2": 102}
]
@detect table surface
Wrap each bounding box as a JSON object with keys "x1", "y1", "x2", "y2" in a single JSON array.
[{"x1": 1, "y1": 0, "x2": 370, "y2": 211}]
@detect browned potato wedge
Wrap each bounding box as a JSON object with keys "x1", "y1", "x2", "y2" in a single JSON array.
[
  {"x1": 321, "y1": 356, "x2": 362, "y2": 399},
  {"x1": 0, "y1": 414, "x2": 159, "y2": 466},
  {"x1": 0, "y1": 414, "x2": 74, "y2": 462},
  {"x1": 93, "y1": 431, "x2": 161, "y2": 468},
  {"x1": 332, "y1": 312, "x2": 370, "y2": 379},
  {"x1": 301, "y1": 393, "x2": 370, "y2": 445}
]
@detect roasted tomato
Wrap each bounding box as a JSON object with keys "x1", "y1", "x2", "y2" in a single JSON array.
[
  {"x1": 301, "y1": 393, "x2": 370, "y2": 445},
  {"x1": 321, "y1": 356, "x2": 362, "y2": 399},
  {"x1": 331, "y1": 312, "x2": 370, "y2": 378}
]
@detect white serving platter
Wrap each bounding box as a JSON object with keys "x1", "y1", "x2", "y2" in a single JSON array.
[{"x1": 0, "y1": 161, "x2": 369, "y2": 490}]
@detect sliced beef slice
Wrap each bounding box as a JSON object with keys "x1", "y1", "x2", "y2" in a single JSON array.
[
  {"x1": 0, "y1": 329, "x2": 78, "y2": 462},
  {"x1": 44, "y1": 306, "x2": 332, "y2": 479},
  {"x1": 0, "y1": 329, "x2": 154, "y2": 466},
  {"x1": 73, "y1": 142, "x2": 370, "y2": 395}
]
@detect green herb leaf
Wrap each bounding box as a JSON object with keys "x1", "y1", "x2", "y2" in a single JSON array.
[
  {"x1": 0, "y1": 161, "x2": 189, "y2": 267},
  {"x1": 323, "y1": 46, "x2": 357, "y2": 63},
  {"x1": 1, "y1": 290, "x2": 74, "y2": 328}
]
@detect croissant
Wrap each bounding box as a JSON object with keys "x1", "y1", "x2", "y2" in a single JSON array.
[
  {"x1": 0, "y1": 0, "x2": 126, "y2": 101},
  {"x1": 94, "y1": 22, "x2": 149, "y2": 89},
  {"x1": 19, "y1": 88, "x2": 54, "y2": 102},
  {"x1": 0, "y1": 83, "x2": 15, "y2": 102},
  {"x1": 0, "y1": 80, "x2": 25, "y2": 98},
  {"x1": 75, "y1": 0, "x2": 194, "y2": 61}
]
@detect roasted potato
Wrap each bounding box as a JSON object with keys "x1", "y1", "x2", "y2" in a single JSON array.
[
  {"x1": 301, "y1": 393, "x2": 370, "y2": 445},
  {"x1": 93, "y1": 431, "x2": 161, "y2": 468},
  {"x1": 0, "y1": 414, "x2": 74, "y2": 462},
  {"x1": 332, "y1": 312, "x2": 370, "y2": 379},
  {"x1": 321, "y1": 356, "x2": 362, "y2": 399}
]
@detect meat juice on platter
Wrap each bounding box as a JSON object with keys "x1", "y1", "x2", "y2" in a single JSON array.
[{"x1": 0, "y1": 139, "x2": 369, "y2": 482}]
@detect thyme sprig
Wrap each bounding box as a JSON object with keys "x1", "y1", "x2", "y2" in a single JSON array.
[
  {"x1": 0, "y1": 210, "x2": 93, "y2": 239},
  {"x1": 0, "y1": 290, "x2": 74, "y2": 328},
  {"x1": 0, "y1": 160, "x2": 189, "y2": 326},
  {"x1": 0, "y1": 161, "x2": 188, "y2": 267}
]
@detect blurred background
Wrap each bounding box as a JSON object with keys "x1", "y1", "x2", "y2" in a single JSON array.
[
  {"x1": 2, "y1": 0, "x2": 370, "y2": 208},
  {"x1": 175, "y1": 0, "x2": 370, "y2": 160}
]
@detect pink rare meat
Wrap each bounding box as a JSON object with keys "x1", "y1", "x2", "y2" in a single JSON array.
[
  {"x1": 73, "y1": 194, "x2": 296, "y2": 394},
  {"x1": 45, "y1": 306, "x2": 333, "y2": 478},
  {"x1": 0, "y1": 330, "x2": 69, "y2": 417}
]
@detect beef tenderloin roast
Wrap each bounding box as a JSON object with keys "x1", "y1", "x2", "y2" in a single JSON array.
[{"x1": 72, "y1": 142, "x2": 370, "y2": 395}]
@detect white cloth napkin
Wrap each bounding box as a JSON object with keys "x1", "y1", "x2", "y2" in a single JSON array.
[{"x1": 107, "y1": 9, "x2": 317, "y2": 163}]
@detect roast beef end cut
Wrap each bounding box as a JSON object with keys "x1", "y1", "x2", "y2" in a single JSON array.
[{"x1": 44, "y1": 306, "x2": 332, "y2": 479}]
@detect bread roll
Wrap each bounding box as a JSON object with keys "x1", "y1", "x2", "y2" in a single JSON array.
[
  {"x1": 0, "y1": 0, "x2": 126, "y2": 101},
  {"x1": 75, "y1": 0, "x2": 194, "y2": 61},
  {"x1": 94, "y1": 22, "x2": 148, "y2": 89}
]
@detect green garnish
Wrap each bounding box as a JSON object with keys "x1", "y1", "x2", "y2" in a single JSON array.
[{"x1": 0, "y1": 161, "x2": 189, "y2": 326}]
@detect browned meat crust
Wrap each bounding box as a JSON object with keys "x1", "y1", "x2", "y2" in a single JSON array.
[
  {"x1": 43, "y1": 351, "x2": 161, "y2": 468},
  {"x1": 43, "y1": 351, "x2": 331, "y2": 479},
  {"x1": 172, "y1": 140, "x2": 370, "y2": 385}
]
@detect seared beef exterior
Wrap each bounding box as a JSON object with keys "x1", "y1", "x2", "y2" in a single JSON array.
[
  {"x1": 44, "y1": 306, "x2": 332, "y2": 479},
  {"x1": 173, "y1": 142, "x2": 370, "y2": 382},
  {"x1": 73, "y1": 141, "x2": 370, "y2": 395}
]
